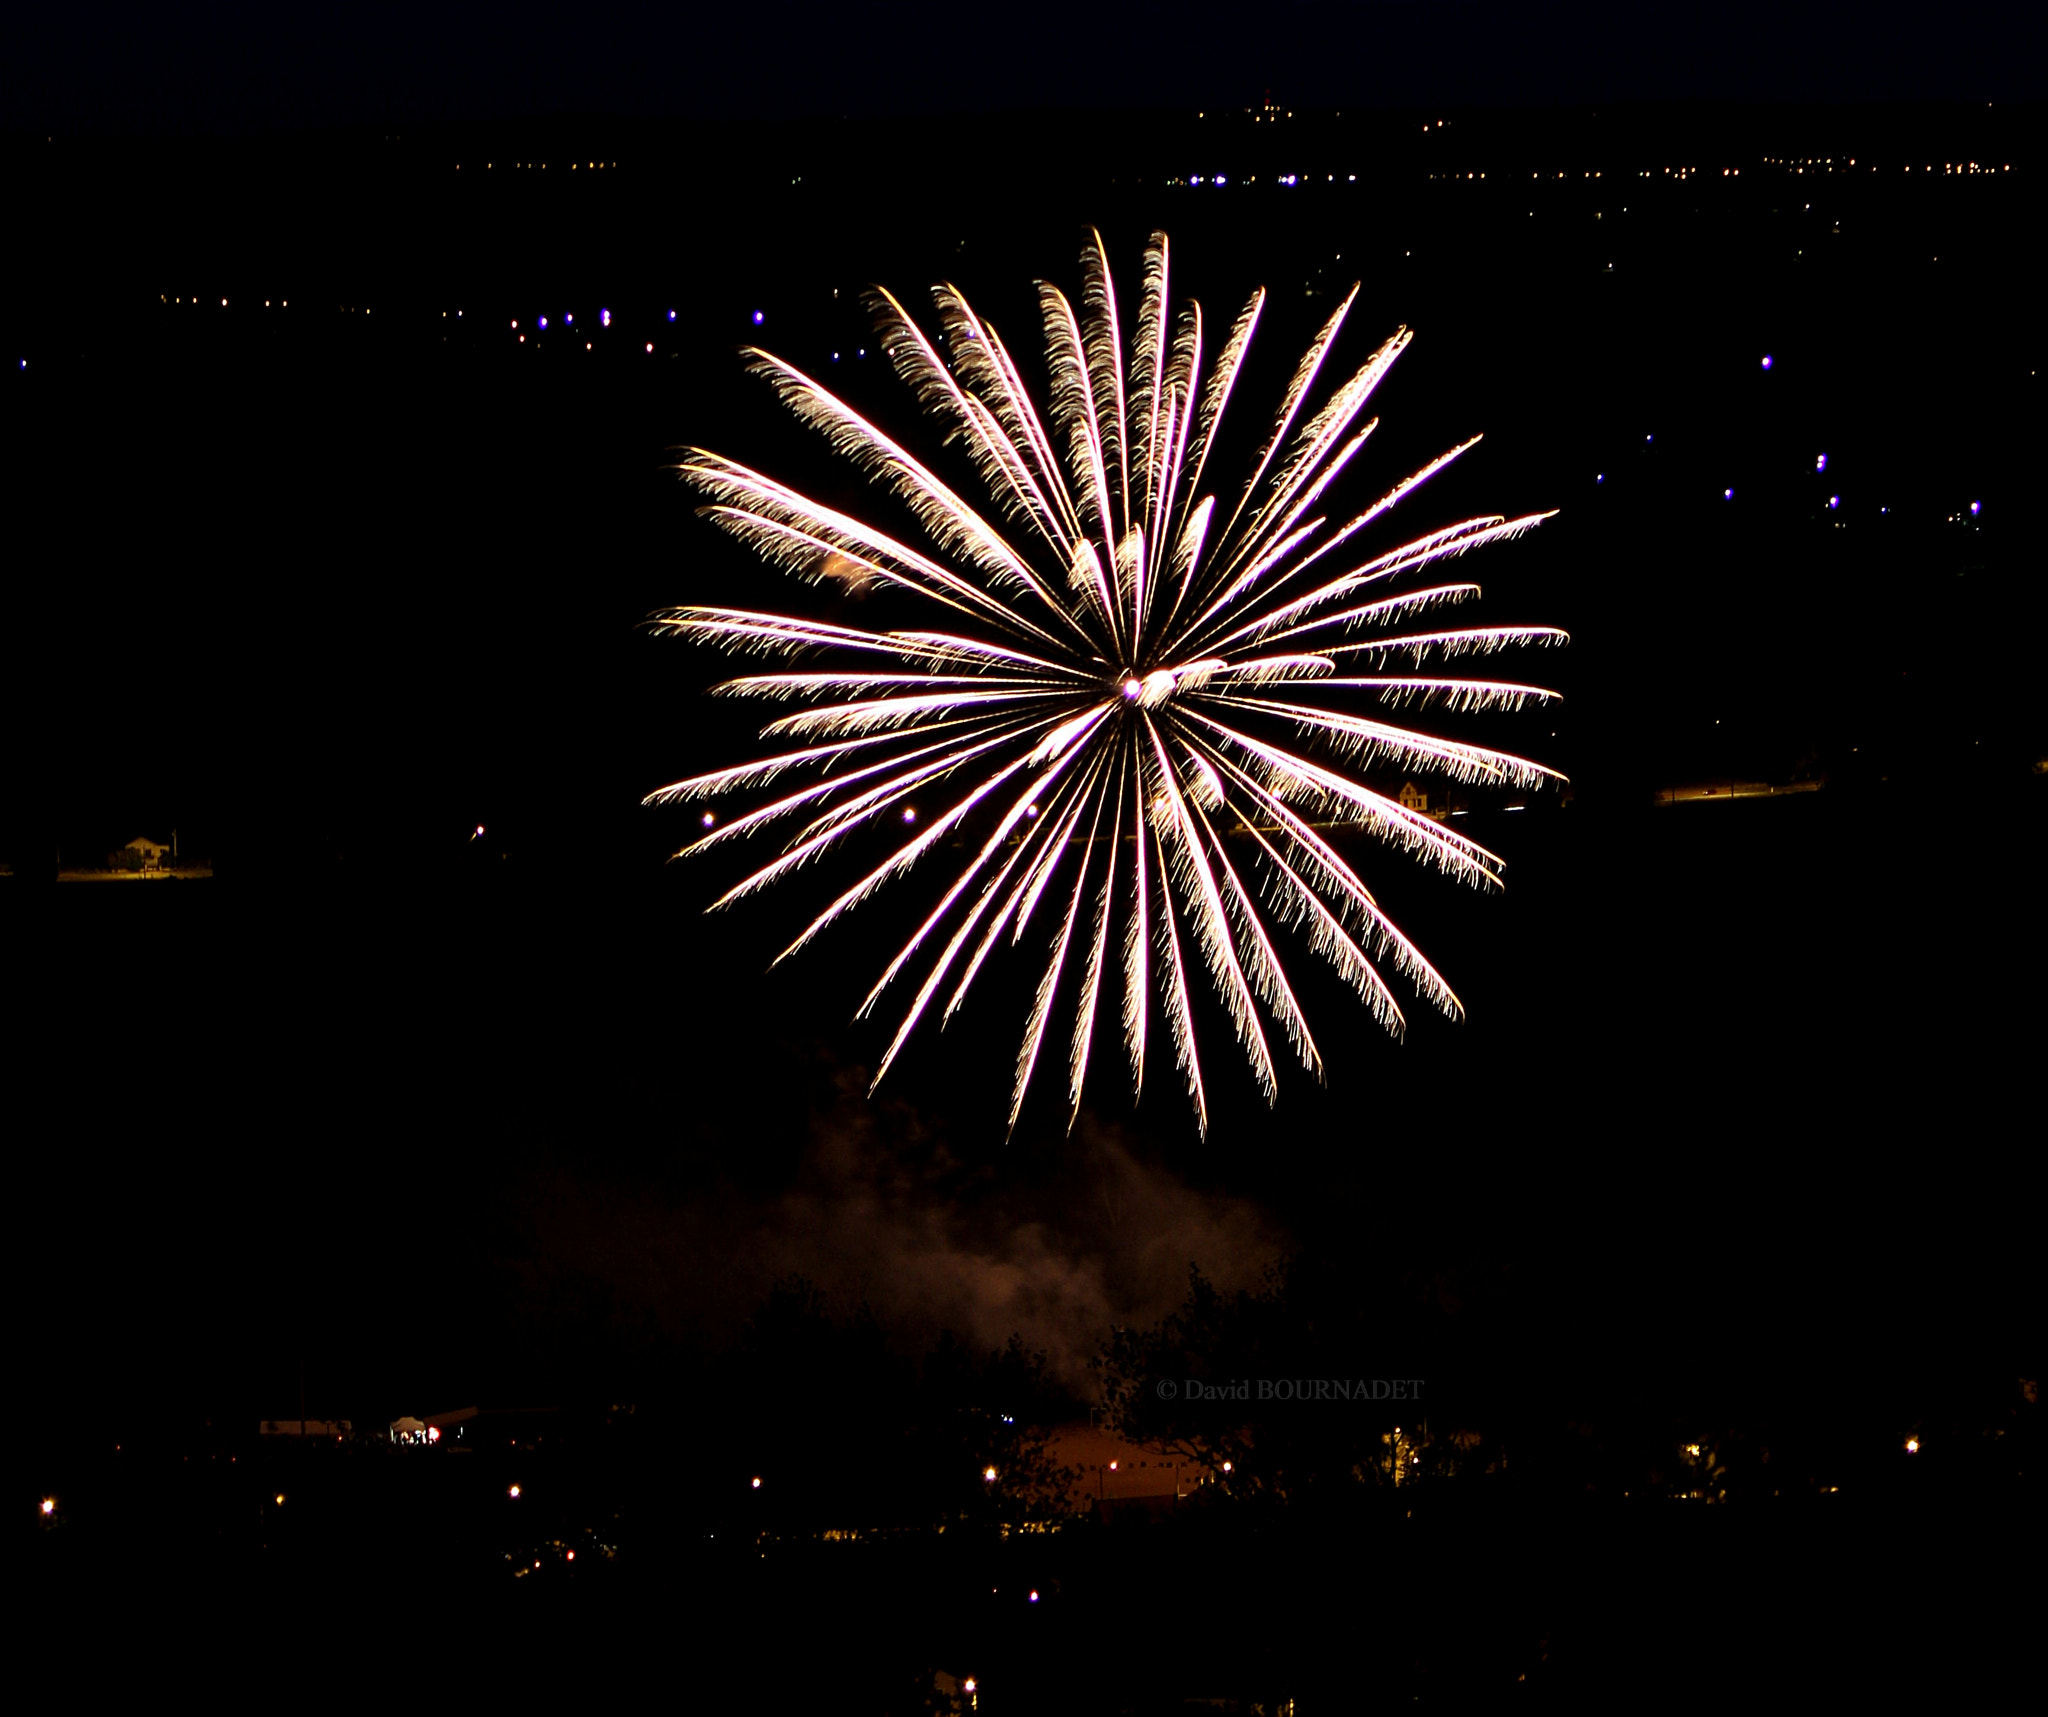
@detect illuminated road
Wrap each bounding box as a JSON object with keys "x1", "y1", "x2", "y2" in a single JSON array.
[{"x1": 1654, "y1": 782, "x2": 1823, "y2": 806}]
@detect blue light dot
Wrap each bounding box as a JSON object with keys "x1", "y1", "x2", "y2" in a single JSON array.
[
  {"x1": 1724, "y1": 488, "x2": 1734, "y2": 499},
  {"x1": 751, "y1": 310, "x2": 764, "y2": 326},
  {"x1": 1761, "y1": 354, "x2": 1773, "y2": 369},
  {"x1": 1815, "y1": 453, "x2": 1827, "y2": 472},
  {"x1": 1596, "y1": 473, "x2": 1604, "y2": 483},
  {"x1": 600, "y1": 309, "x2": 611, "y2": 327},
  {"x1": 668, "y1": 309, "x2": 676, "y2": 322},
  {"x1": 1970, "y1": 500, "x2": 1981, "y2": 515},
  {"x1": 538, "y1": 317, "x2": 547, "y2": 329},
  {"x1": 1828, "y1": 495, "x2": 1840, "y2": 509}
]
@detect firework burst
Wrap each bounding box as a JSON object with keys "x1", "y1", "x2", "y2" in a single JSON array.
[{"x1": 649, "y1": 231, "x2": 1565, "y2": 1134}]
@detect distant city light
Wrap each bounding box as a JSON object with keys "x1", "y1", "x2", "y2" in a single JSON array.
[
  {"x1": 1815, "y1": 452, "x2": 1827, "y2": 471},
  {"x1": 1970, "y1": 500, "x2": 1981, "y2": 515},
  {"x1": 668, "y1": 309, "x2": 676, "y2": 321},
  {"x1": 1028, "y1": 1590, "x2": 1040, "y2": 1602},
  {"x1": 1905, "y1": 1437, "x2": 1920, "y2": 1454},
  {"x1": 702, "y1": 812, "x2": 716, "y2": 827},
  {"x1": 565, "y1": 313, "x2": 573, "y2": 324},
  {"x1": 983, "y1": 1466, "x2": 998, "y2": 1482},
  {"x1": 1761, "y1": 354, "x2": 1773, "y2": 369},
  {"x1": 538, "y1": 317, "x2": 548, "y2": 329},
  {"x1": 600, "y1": 309, "x2": 611, "y2": 327},
  {"x1": 1828, "y1": 495, "x2": 1840, "y2": 509},
  {"x1": 509, "y1": 1485, "x2": 521, "y2": 1498},
  {"x1": 40, "y1": 1497, "x2": 55, "y2": 1516},
  {"x1": 1596, "y1": 473, "x2": 1604, "y2": 483},
  {"x1": 751, "y1": 310, "x2": 764, "y2": 325},
  {"x1": 903, "y1": 807, "x2": 917, "y2": 823},
  {"x1": 646, "y1": 343, "x2": 654, "y2": 352},
  {"x1": 1724, "y1": 488, "x2": 1734, "y2": 499},
  {"x1": 750, "y1": 1476, "x2": 762, "y2": 1488}
]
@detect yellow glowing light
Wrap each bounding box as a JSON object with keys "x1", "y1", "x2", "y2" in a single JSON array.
[
  {"x1": 1905, "y1": 1438, "x2": 1920, "y2": 1454},
  {"x1": 40, "y1": 1497, "x2": 55, "y2": 1515},
  {"x1": 275, "y1": 1493, "x2": 286, "y2": 1505},
  {"x1": 751, "y1": 1476, "x2": 762, "y2": 1488},
  {"x1": 509, "y1": 1484, "x2": 521, "y2": 1498},
  {"x1": 983, "y1": 1466, "x2": 998, "y2": 1482}
]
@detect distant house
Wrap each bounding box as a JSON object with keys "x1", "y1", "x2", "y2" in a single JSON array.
[
  {"x1": 1396, "y1": 782, "x2": 1460, "y2": 823},
  {"x1": 123, "y1": 836, "x2": 171, "y2": 870}
]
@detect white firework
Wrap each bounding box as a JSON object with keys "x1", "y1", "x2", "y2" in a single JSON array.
[{"x1": 649, "y1": 230, "x2": 1565, "y2": 1135}]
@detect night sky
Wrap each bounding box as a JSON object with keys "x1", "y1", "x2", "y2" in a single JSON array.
[
  {"x1": 8, "y1": 1, "x2": 2047, "y2": 132},
  {"x1": 9, "y1": 7, "x2": 2041, "y2": 1463}
]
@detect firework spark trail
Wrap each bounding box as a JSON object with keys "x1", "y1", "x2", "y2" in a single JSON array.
[{"x1": 652, "y1": 230, "x2": 1566, "y2": 1134}]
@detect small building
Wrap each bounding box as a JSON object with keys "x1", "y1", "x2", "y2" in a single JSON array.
[
  {"x1": 1395, "y1": 782, "x2": 1463, "y2": 822},
  {"x1": 123, "y1": 836, "x2": 171, "y2": 870}
]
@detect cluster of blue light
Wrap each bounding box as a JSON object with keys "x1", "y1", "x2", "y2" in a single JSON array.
[{"x1": 1591, "y1": 359, "x2": 1990, "y2": 525}]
